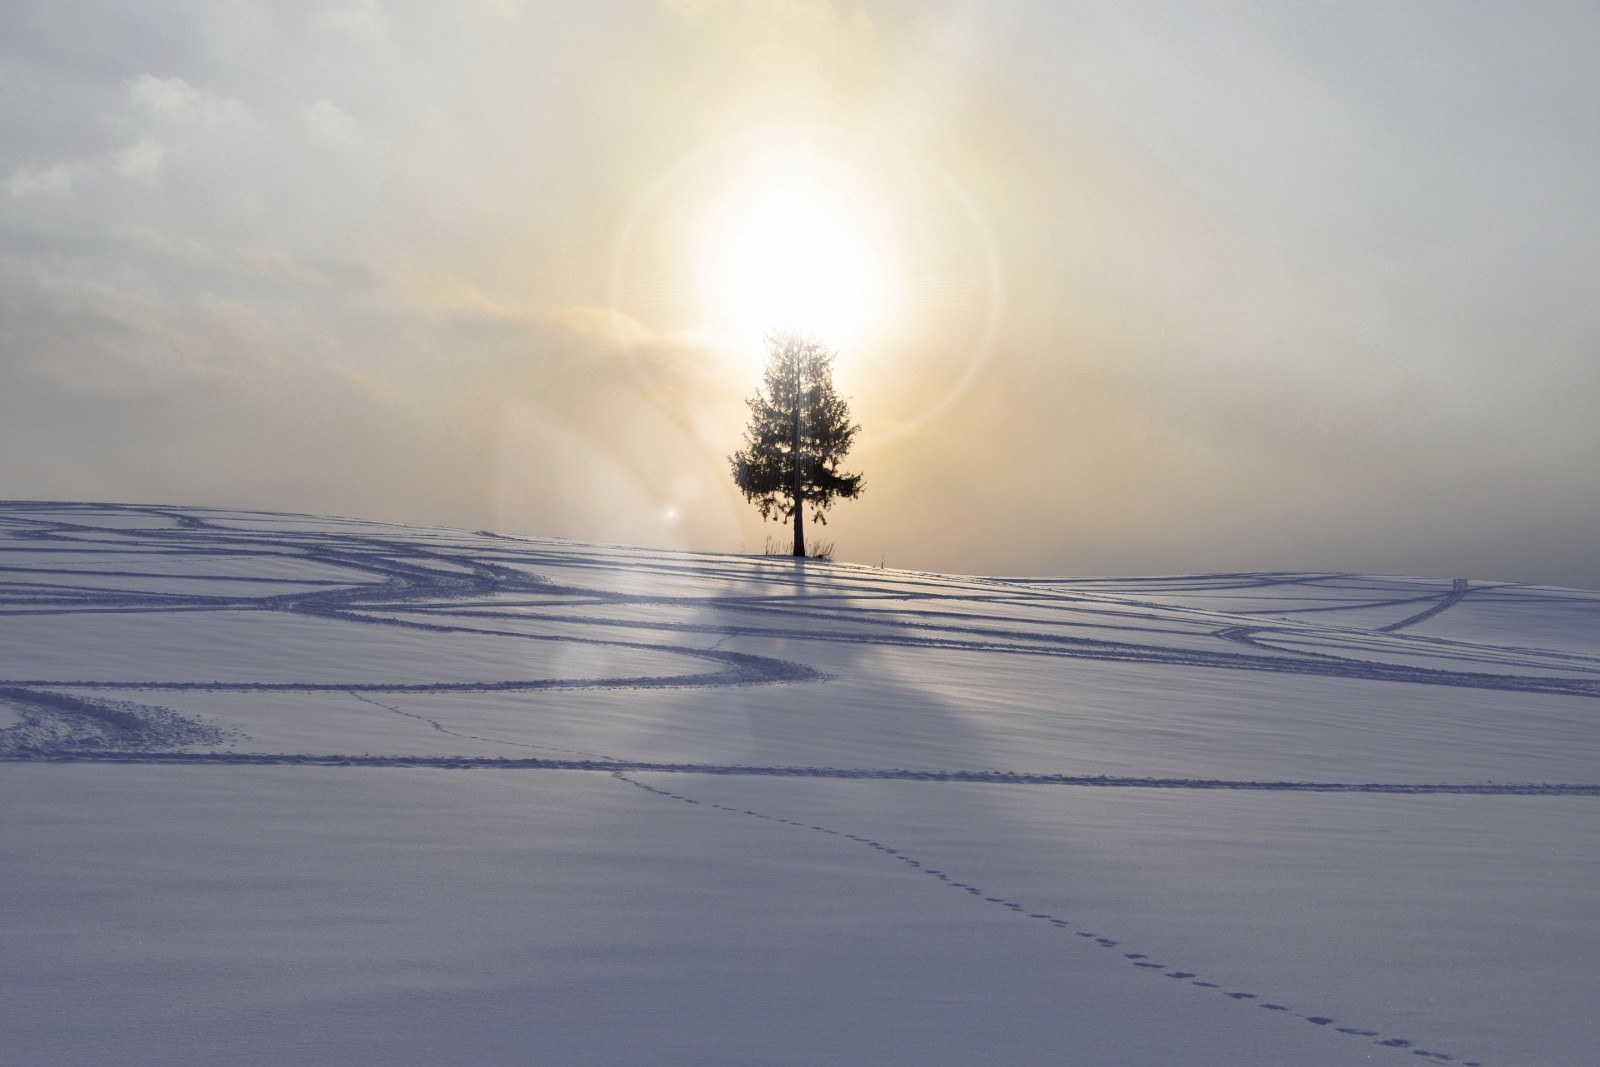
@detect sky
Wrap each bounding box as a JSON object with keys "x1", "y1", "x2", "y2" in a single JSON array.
[{"x1": 3, "y1": 1, "x2": 1598, "y2": 587}]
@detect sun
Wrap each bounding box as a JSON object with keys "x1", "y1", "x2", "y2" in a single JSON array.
[
  {"x1": 696, "y1": 155, "x2": 895, "y2": 351},
  {"x1": 610, "y1": 129, "x2": 1003, "y2": 443}
]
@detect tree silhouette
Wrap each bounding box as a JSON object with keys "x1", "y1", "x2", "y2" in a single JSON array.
[{"x1": 729, "y1": 331, "x2": 864, "y2": 557}]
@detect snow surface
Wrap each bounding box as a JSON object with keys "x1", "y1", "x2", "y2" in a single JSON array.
[{"x1": 3, "y1": 502, "x2": 1597, "y2": 1066}]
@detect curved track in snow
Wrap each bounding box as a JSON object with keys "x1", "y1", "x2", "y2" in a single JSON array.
[{"x1": 7, "y1": 502, "x2": 1600, "y2": 1066}]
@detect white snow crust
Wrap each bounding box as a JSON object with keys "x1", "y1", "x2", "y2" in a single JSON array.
[{"x1": 3, "y1": 502, "x2": 1597, "y2": 1066}]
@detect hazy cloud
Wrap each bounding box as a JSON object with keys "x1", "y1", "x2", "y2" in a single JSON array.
[
  {"x1": 128, "y1": 74, "x2": 249, "y2": 125},
  {"x1": 301, "y1": 99, "x2": 358, "y2": 144},
  {"x1": 4, "y1": 162, "x2": 76, "y2": 196},
  {"x1": 111, "y1": 138, "x2": 163, "y2": 178},
  {"x1": 1, "y1": 1, "x2": 1597, "y2": 587}
]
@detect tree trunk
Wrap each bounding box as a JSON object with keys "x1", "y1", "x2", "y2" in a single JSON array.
[{"x1": 791, "y1": 377, "x2": 805, "y2": 557}]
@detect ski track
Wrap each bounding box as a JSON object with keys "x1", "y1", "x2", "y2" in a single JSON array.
[{"x1": 7, "y1": 501, "x2": 1597, "y2": 1066}]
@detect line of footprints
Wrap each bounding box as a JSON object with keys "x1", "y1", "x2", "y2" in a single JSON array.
[{"x1": 614, "y1": 773, "x2": 1481, "y2": 1066}]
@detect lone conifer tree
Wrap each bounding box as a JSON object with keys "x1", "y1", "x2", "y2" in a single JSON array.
[{"x1": 730, "y1": 330, "x2": 864, "y2": 557}]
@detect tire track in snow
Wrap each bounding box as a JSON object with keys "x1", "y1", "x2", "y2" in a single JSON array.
[
  {"x1": 1379, "y1": 578, "x2": 1472, "y2": 632},
  {"x1": 6, "y1": 506, "x2": 1598, "y2": 707},
  {"x1": 409, "y1": 601, "x2": 1600, "y2": 700},
  {"x1": 0, "y1": 660, "x2": 819, "y2": 695},
  {"x1": 4, "y1": 749, "x2": 1595, "y2": 796},
  {"x1": 1, "y1": 506, "x2": 829, "y2": 699},
  {"x1": 4, "y1": 511, "x2": 1560, "y2": 1067}
]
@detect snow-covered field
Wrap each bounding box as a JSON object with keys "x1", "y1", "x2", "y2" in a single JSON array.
[{"x1": 3, "y1": 503, "x2": 1596, "y2": 1066}]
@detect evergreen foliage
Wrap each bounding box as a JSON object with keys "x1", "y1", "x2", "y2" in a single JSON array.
[{"x1": 729, "y1": 331, "x2": 864, "y2": 556}]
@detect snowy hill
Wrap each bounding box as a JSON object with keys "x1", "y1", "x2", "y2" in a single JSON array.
[{"x1": 3, "y1": 502, "x2": 1597, "y2": 1066}]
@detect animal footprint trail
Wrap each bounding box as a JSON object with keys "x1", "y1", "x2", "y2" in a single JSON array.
[
  {"x1": 610, "y1": 771, "x2": 1485, "y2": 1066},
  {"x1": 346, "y1": 691, "x2": 617, "y2": 762}
]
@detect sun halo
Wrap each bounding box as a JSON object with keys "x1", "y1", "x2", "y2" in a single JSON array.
[{"x1": 608, "y1": 131, "x2": 1002, "y2": 445}]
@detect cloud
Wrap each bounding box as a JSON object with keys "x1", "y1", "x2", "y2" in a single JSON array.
[
  {"x1": 383, "y1": 267, "x2": 657, "y2": 350},
  {"x1": 128, "y1": 74, "x2": 249, "y2": 125},
  {"x1": 385, "y1": 267, "x2": 544, "y2": 323},
  {"x1": 111, "y1": 138, "x2": 163, "y2": 178},
  {"x1": 1, "y1": 2, "x2": 1596, "y2": 588},
  {"x1": 4, "y1": 162, "x2": 76, "y2": 196},
  {"x1": 537, "y1": 306, "x2": 655, "y2": 349},
  {"x1": 230, "y1": 245, "x2": 337, "y2": 290},
  {"x1": 4, "y1": 72, "x2": 251, "y2": 204},
  {"x1": 466, "y1": 0, "x2": 527, "y2": 20},
  {"x1": 317, "y1": 0, "x2": 388, "y2": 37},
  {"x1": 301, "y1": 99, "x2": 359, "y2": 144},
  {"x1": 664, "y1": 0, "x2": 845, "y2": 25}
]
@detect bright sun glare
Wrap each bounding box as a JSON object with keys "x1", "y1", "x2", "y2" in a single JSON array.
[
  {"x1": 612, "y1": 130, "x2": 1002, "y2": 444},
  {"x1": 698, "y1": 158, "x2": 894, "y2": 351}
]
